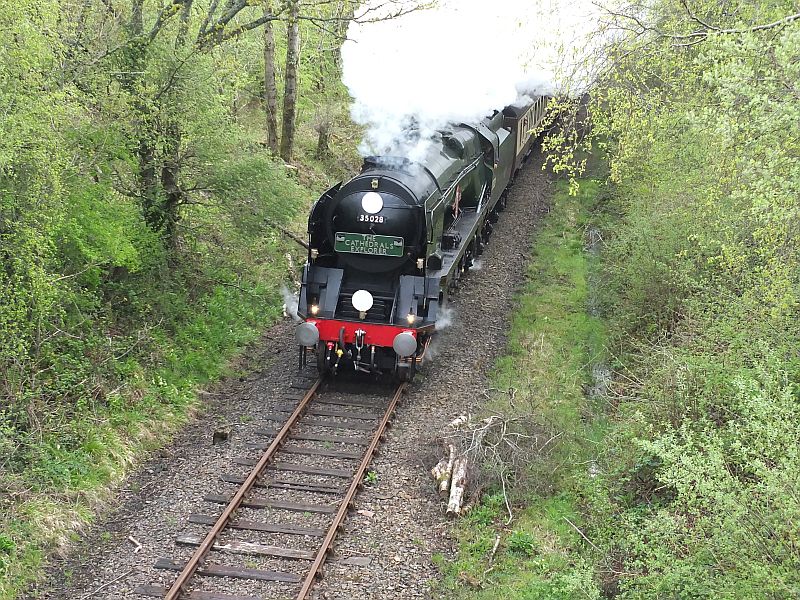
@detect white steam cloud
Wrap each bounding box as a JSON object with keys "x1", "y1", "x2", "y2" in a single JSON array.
[
  {"x1": 343, "y1": 0, "x2": 604, "y2": 157},
  {"x1": 435, "y1": 305, "x2": 455, "y2": 331},
  {"x1": 281, "y1": 285, "x2": 301, "y2": 322}
]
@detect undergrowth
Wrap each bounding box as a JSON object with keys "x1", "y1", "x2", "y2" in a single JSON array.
[
  {"x1": 0, "y1": 143, "x2": 354, "y2": 599},
  {"x1": 434, "y1": 176, "x2": 608, "y2": 598}
]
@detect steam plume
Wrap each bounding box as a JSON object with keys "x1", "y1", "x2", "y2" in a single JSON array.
[
  {"x1": 342, "y1": 0, "x2": 603, "y2": 156},
  {"x1": 281, "y1": 285, "x2": 301, "y2": 322}
]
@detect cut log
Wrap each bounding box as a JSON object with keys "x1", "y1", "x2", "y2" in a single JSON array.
[
  {"x1": 431, "y1": 444, "x2": 457, "y2": 497},
  {"x1": 438, "y1": 444, "x2": 456, "y2": 497},
  {"x1": 446, "y1": 457, "x2": 468, "y2": 516},
  {"x1": 430, "y1": 458, "x2": 448, "y2": 482},
  {"x1": 448, "y1": 414, "x2": 470, "y2": 429}
]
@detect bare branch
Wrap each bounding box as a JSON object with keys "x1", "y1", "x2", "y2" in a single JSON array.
[
  {"x1": 602, "y1": 0, "x2": 800, "y2": 48},
  {"x1": 265, "y1": 220, "x2": 309, "y2": 250},
  {"x1": 147, "y1": 0, "x2": 188, "y2": 43},
  {"x1": 679, "y1": 0, "x2": 719, "y2": 32},
  {"x1": 198, "y1": 0, "x2": 221, "y2": 37},
  {"x1": 202, "y1": 13, "x2": 283, "y2": 47}
]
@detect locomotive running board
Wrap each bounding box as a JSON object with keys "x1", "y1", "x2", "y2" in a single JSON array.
[{"x1": 427, "y1": 209, "x2": 482, "y2": 283}]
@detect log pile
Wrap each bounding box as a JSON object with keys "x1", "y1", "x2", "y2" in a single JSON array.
[
  {"x1": 431, "y1": 443, "x2": 470, "y2": 516},
  {"x1": 430, "y1": 413, "x2": 486, "y2": 516},
  {"x1": 431, "y1": 412, "x2": 528, "y2": 516},
  {"x1": 431, "y1": 442, "x2": 471, "y2": 516}
]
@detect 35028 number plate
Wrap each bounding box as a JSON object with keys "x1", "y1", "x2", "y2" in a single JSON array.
[{"x1": 334, "y1": 232, "x2": 404, "y2": 257}]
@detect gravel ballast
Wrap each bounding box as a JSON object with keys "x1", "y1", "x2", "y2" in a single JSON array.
[{"x1": 31, "y1": 155, "x2": 551, "y2": 600}]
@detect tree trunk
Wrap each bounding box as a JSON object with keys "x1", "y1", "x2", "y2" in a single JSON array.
[
  {"x1": 159, "y1": 121, "x2": 184, "y2": 243},
  {"x1": 263, "y1": 2, "x2": 279, "y2": 153},
  {"x1": 137, "y1": 137, "x2": 160, "y2": 229},
  {"x1": 176, "y1": 0, "x2": 194, "y2": 48},
  {"x1": 332, "y1": 0, "x2": 351, "y2": 71},
  {"x1": 279, "y1": 0, "x2": 300, "y2": 162},
  {"x1": 314, "y1": 119, "x2": 330, "y2": 159}
]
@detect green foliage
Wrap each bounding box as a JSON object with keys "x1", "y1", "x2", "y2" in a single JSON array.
[
  {"x1": 0, "y1": 0, "x2": 355, "y2": 597},
  {"x1": 0, "y1": 535, "x2": 14, "y2": 558},
  {"x1": 507, "y1": 530, "x2": 537, "y2": 557},
  {"x1": 453, "y1": 6, "x2": 800, "y2": 592},
  {"x1": 438, "y1": 176, "x2": 607, "y2": 599},
  {"x1": 526, "y1": 1, "x2": 800, "y2": 597}
]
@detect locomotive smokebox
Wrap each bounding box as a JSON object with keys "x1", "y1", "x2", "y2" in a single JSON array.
[{"x1": 325, "y1": 188, "x2": 423, "y2": 274}]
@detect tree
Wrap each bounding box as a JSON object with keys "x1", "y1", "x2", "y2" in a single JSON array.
[
  {"x1": 263, "y1": 1, "x2": 280, "y2": 154},
  {"x1": 280, "y1": 0, "x2": 301, "y2": 161},
  {"x1": 264, "y1": 0, "x2": 424, "y2": 163}
]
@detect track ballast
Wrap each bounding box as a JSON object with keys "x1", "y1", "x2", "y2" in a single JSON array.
[{"x1": 135, "y1": 371, "x2": 405, "y2": 600}]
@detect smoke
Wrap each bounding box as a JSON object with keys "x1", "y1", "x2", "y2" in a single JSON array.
[
  {"x1": 435, "y1": 304, "x2": 455, "y2": 331},
  {"x1": 281, "y1": 285, "x2": 301, "y2": 322},
  {"x1": 420, "y1": 305, "x2": 455, "y2": 365},
  {"x1": 343, "y1": 0, "x2": 604, "y2": 157}
]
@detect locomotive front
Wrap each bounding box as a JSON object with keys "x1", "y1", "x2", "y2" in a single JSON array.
[{"x1": 295, "y1": 165, "x2": 441, "y2": 379}]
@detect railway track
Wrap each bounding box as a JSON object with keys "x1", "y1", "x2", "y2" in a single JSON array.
[{"x1": 135, "y1": 371, "x2": 406, "y2": 600}]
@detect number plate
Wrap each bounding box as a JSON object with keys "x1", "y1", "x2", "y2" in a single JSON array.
[{"x1": 334, "y1": 232, "x2": 404, "y2": 257}]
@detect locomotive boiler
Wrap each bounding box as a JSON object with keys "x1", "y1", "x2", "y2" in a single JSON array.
[{"x1": 295, "y1": 97, "x2": 549, "y2": 380}]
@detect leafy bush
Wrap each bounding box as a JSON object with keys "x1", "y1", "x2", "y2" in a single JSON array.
[
  {"x1": 571, "y1": 3, "x2": 800, "y2": 597},
  {"x1": 507, "y1": 530, "x2": 538, "y2": 557}
]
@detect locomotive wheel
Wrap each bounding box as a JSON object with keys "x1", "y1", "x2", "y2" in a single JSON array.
[{"x1": 498, "y1": 193, "x2": 508, "y2": 211}]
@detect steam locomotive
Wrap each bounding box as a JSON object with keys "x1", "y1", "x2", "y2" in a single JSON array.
[{"x1": 294, "y1": 97, "x2": 549, "y2": 380}]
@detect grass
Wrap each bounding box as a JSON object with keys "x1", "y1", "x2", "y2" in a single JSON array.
[
  {"x1": 0, "y1": 182, "x2": 332, "y2": 600},
  {"x1": 0, "y1": 264, "x2": 290, "y2": 599},
  {"x1": 435, "y1": 177, "x2": 608, "y2": 598}
]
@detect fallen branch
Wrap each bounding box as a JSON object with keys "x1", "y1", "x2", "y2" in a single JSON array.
[
  {"x1": 266, "y1": 218, "x2": 309, "y2": 250},
  {"x1": 432, "y1": 409, "x2": 555, "y2": 518},
  {"x1": 563, "y1": 516, "x2": 601, "y2": 553},
  {"x1": 439, "y1": 444, "x2": 456, "y2": 496},
  {"x1": 488, "y1": 534, "x2": 501, "y2": 562},
  {"x1": 78, "y1": 569, "x2": 135, "y2": 600},
  {"x1": 127, "y1": 535, "x2": 142, "y2": 553}
]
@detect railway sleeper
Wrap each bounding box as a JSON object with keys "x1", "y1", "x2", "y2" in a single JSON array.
[
  {"x1": 176, "y1": 533, "x2": 315, "y2": 560},
  {"x1": 267, "y1": 405, "x2": 382, "y2": 420},
  {"x1": 203, "y1": 493, "x2": 337, "y2": 514},
  {"x1": 231, "y1": 460, "x2": 352, "y2": 479},
  {"x1": 189, "y1": 513, "x2": 326, "y2": 537},
  {"x1": 135, "y1": 585, "x2": 262, "y2": 600},
  {"x1": 253, "y1": 429, "x2": 370, "y2": 446},
  {"x1": 256, "y1": 414, "x2": 377, "y2": 431},
  {"x1": 236, "y1": 445, "x2": 362, "y2": 460},
  {"x1": 219, "y1": 473, "x2": 345, "y2": 495},
  {"x1": 153, "y1": 558, "x2": 302, "y2": 583}
]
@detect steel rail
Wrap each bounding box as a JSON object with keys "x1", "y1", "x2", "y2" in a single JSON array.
[
  {"x1": 164, "y1": 377, "x2": 323, "y2": 600},
  {"x1": 296, "y1": 382, "x2": 406, "y2": 599}
]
